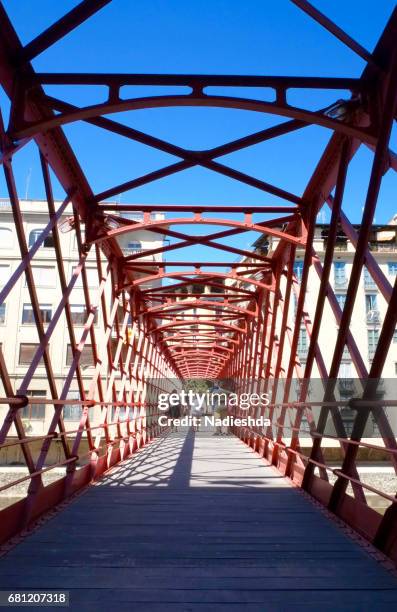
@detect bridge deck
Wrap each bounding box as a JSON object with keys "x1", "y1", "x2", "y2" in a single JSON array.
[{"x1": 1, "y1": 430, "x2": 397, "y2": 611}]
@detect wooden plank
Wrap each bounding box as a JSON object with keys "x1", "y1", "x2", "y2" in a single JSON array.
[{"x1": 0, "y1": 429, "x2": 396, "y2": 610}]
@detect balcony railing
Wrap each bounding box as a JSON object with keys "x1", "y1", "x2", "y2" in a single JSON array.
[
  {"x1": 369, "y1": 241, "x2": 397, "y2": 252},
  {"x1": 368, "y1": 348, "x2": 377, "y2": 360},
  {"x1": 334, "y1": 277, "x2": 348, "y2": 288},
  {"x1": 339, "y1": 379, "x2": 357, "y2": 396},
  {"x1": 122, "y1": 247, "x2": 157, "y2": 260},
  {"x1": 122, "y1": 247, "x2": 142, "y2": 256},
  {"x1": 366, "y1": 310, "x2": 381, "y2": 325}
]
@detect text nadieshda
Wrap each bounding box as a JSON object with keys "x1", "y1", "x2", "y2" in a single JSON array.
[{"x1": 158, "y1": 415, "x2": 271, "y2": 427}]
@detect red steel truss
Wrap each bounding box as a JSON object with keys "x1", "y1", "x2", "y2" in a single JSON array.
[{"x1": 0, "y1": 1, "x2": 397, "y2": 564}]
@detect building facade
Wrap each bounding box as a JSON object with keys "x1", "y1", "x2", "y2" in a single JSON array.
[
  {"x1": 0, "y1": 199, "x2": 165, "y2": 449},
  {"x1": 250, "y1": 219, "x2": 397, "y2": 438}
]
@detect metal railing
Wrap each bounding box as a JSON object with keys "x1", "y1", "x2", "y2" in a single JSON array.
[{"x1": 366, "y1": 309, "x2": 381, "y2": 324}]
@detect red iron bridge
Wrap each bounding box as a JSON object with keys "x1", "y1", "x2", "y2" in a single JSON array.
[{"x1": 1, "y1": 2, "x2": 397, "y2": 609}]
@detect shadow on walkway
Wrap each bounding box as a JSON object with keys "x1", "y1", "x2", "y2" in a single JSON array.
[{"x1": 0, "y1": 429, "x2": 397, "y2": 611}]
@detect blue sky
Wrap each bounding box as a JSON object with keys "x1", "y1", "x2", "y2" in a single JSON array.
[{"x1": 1, "y1": 0, "x2": 396, "y2": 263}]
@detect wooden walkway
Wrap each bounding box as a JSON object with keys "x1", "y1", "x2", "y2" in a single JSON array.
[{"x1": 1, "y1": 429, "x2": 397, "y2": 611}]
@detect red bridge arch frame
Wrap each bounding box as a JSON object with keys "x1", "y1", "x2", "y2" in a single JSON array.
[{"x1": 0, "y1": 0, "x2": 396, "y2": 564}]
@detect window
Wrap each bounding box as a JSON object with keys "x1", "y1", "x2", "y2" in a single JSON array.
[
  {"x1": 21, "y1": 390, "x2": 46, "y2": 420},
  {"x1": 73, "y1": 267, "x2": 98, "y2": 288},
  {"x1": 297, "y1": 328, "x2": 307, "y2": 358},
  {"x1": 338, "y1": 362, "x2": 356, "y2": 397},
  {"x1": 64, "y1": 391, "x2": 82, "y2": 421},
  {"x1": 70, "y1": 305, "x2": 89, "y2": 325},
  {"x1": 0, "y1": 303, "x2": 5, "y2": 324},
  {"x1": 334, "y1": 262, "x2": 347, "y2": 287},
  {"x1": 28, "y1": 229, "x2": 41, "y2": 248},
  {"x1": 110, "y1": 405, "x2": 129, "y2": 422},
  {"x1": 340, "y1": 411, "x2": 355, "y2": 436},
  {"x1": 22, "y1": 304, "x2": 52, "y2": 325},
  {"x1": 0, "y1": 227, "x2": 13, "y2": 249},
  {"x1": 28, "y1": 229, "x2": 54, "y2": 248},
  {"x1": 339, "y1": 362, "x2": 352, "y2": 379},
  {"x1": 28, "y1": 266, "x2": 56, "y2": 288},
  {"x1": 19, "y1": 343, "x2": 46, "y2": 366},
  {"x1": 365, "y1": 293, "x2": 380, "y2": 324},
  {"x1": 85, "y1": 268, "x2": 98, "y2": 288},
  {"x1": 335, "y1": 294, "x2": 346, "y2": 309},
  {"x1": 64, "y1": 390, "x2": 94, "y2": 420},
  {"x1": 368, "y1": 329, "x2": 379, "y2": 359},
  {"x1": 66, "y1": 344, "x2": 95, "y2": 368},
  {"x1": 122, "y1": 240, "x2": 142, "y2": 256},
  {"x1": 293, "y1": 261, "x2": 304, "y2": 282},
  {"x1": 334, "y1": 236, "x2": 348, "y2": 251},
  {"x1": 388, "y1": 262, "x2": 397, "y2": 276},
  {"x1": 365, "y1": 293, "x2": 378, "y2": 313},
  {"x1": 342, "y1": 343, "x2": 351, "y2": 361},
  {"x1": 293, "y1": 293, "x2": 298, "y2": 317},
  {"x1": 0, "y1": 265, "x2": 10, "y2": 286},
  {"x1": 363, "y1": 267, "x2": 376, "y2": 289},
  {"x1": 127, "y1": 240, "x2": 142, "y2": 251}
]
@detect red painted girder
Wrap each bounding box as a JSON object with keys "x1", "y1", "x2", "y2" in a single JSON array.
[
  {"x1": 45, "y1": 96, "x2": 309, "y2": 181},
  {"x1": 126, "y1": 270, "x2": 274, "y2": 292},
  {"x1": 121, "y1": 223, "x2": 272, "y2": 264},
  {"x1": 153, "y1": 320, "x2": 246, "y2": 335},
  {"x1": 139, "y1": 279, "x2": 258, "y2": 297},
  {"x1": 0, "y1": 6, "x2": 93, "y2": 220},
  {"x1": 13, "y1": 95, "x2": 375, "y2": 148},
  {"x1": 145, "y1": 294, "x2": 252, "y2": 301},
  {"x1": 34, "y1": 73, "x2": 361, "y2": 89},
  {"x1": 172, "y1": 351, "x2": 228, "y2": 359},
  {"x1": 169, "y1": 345, "x2": 234, "y2": 353},
  {"x1": 329, "y1": 202, "x2": 393, "y2": 302},
  {"x1": 145, "y1": 300, "x2": 257, "y2": 316},
  {"x1": 100, "y1": 204, "x2": 298, "y2": 213},
  {"x1": 126, "y1": 261, "x2": 271, "y2": 268},
  {"x1": 91, "y1": 217, "x2": 304, "y2": 247},
  {"x1": 22, "y1": 0, "x2": 111, "y2": 61},
  {"x1": 158, "y1": 334, "x2": 239, "y2": 346},
  {"x1": 291, "y1": 0, "x2": 377, "y2": 66}
]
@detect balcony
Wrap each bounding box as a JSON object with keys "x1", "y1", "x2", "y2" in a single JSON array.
[
  {"x1": 369, "y1": 241, "x2": 397, "y2": 252},
  {"x1": 366, "y1": 310, "x2": 381, "y2": 325},
  {"x1": 297, "y1": 348, "x2": 307, "y2": 360},
  {"x1": 121, "y1": 247, "x2": 157, "y2": 261},
  {"x1": 363, "y1": 268, "x2": 377, "y2": 289},
  {"x1": 368, "y1": 348, "x2": 377, "y2": 360},
  {"x1": 123, "y1": 247, "x2": 142, "y2": 256},
  {"x1": 364, "y1": 278, "x2": 377, "y2": 289},
  {"x1": 334, "y1": 277, "x2": 348, "y2": 289},
  {"x1": 324, "y1": 239, "x2": 348, "y2": 252},
  {"x1": 338, "y1": 379, "x2": 356, "y2": 397}
]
